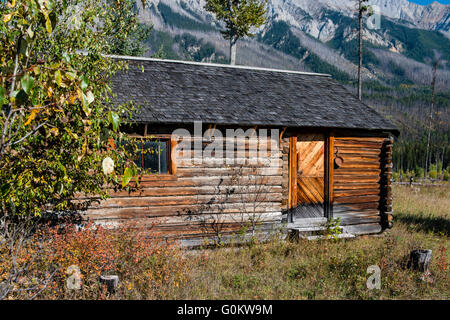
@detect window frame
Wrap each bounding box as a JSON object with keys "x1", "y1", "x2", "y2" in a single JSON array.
[
  {"x1": 115, "y1": 134, "x2": 177, "y2": 177},
  {"x1": 135, "y1": 139, "x2": 169, "y2": 175}
]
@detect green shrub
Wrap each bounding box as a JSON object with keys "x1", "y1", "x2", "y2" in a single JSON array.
[
  {"x1": 228, "y1": 274, "x2": 260, "y2": 294},
  {"x1": 393, "y1": 172, "x2": 400, "y2": 182},
  {"x1": 415, "y1": 167, "x2": 425, "y2": 178},
  {"x1": 429, "y1": 170, "x2": 438, "y2": 179},
  {"x1": 287, "y1": 263, "x2": 309, "y2": 280}
]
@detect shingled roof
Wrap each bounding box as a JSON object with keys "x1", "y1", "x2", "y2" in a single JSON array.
[{"x1": 109, "y1": 56, "x2": 398, "y2": 134}]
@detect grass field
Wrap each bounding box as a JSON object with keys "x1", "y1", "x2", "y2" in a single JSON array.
[{"x1": 173, "y1": 184, "x2": 449, "y2": 299}]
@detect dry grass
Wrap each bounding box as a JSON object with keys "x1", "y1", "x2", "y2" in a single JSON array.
[{"x1": 172, "y1": 185, "x2": 449, "y2": 300}]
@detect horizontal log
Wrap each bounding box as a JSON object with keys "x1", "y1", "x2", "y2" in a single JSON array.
[
  {"x1": 129, "y1": 176, "x2": 283, "y2": 188},
  {"x1": 175, "y1": 167, "x2": 283, "y2": 177},
  {"x1": 335, "y1": 145, "x2": 383, "y2": 152},
  {"x1": 90, "y1": 212, "x2": 282, "y2": 225},
  {"x1": 335, "y1": 137, "x2": 385, "y2": 142},
  {"x1": 334, "y1": 189, "x2": 380, "y2": 197},
  {"x1": 85, "y1": 192, "x2": 283, "y2": 209},
  {"x1": 333, "y1": 201, "x2": 380, "y2": 210},
  {"x1": 334, "y1": 195, "x2": 380, "y2": 204},
  {"x1": 333, "y1": 147, "x2": 381, "y2": 155},
  {"x1": 337, "y1": 162, "x2": 381, "y2": 169},
  {"x1": 335, "y1": 140, "x2": 383, "y2": 148},
  {"x1": 84, "y1": 202, "x2": 283, "y2": 219},
  {"x1": 98, "y1": 185, "x2": 283, "y2": 198},
  {"x1": 181, "y1": 147, "x2": 281, "y2": 157},
  {"x1": 132, "y1": 221, "x2": 278, "y2": 238},
  {"x1": 126, "y1": 174, "x2": 178, "y2": 182},
  {"x1": 334, "y1": 169, "x2": 381, "y2": 176},
  {"x1": 163, "y1": 212, "x2": 281, "y2": 225},
  {"x1": 333, "y1": 207, "x2": 380, "y2": 215},
  {"x1": 177, "y1": 158, "x2": 283, "y2": 168},
  {"x1": 338, "y1": 216, "x2": 381, "y2": 226},
  {"x1": 173, "y1": 136, "x2": 280, "y2": 144},
  {"x1": 334, "y1": 175, "x2": 380, "y2": 183},
  {"x1": 338, "y1": 155, "x2": 381, "y2": 162},
  {"x1": 343, "y1": 223, "x2": 382, "y2": 235},
  {"x1": 334, "y1": 183, "x2": 380, "y2": 190}
]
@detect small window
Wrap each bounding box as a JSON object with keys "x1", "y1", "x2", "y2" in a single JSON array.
[{"x1": 121, "y1": 139, "x2": 170, "y2": 174}]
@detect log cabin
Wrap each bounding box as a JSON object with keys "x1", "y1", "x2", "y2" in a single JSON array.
[{"x1": 84, "y1": 56, "x2": 399, "y2": 244}]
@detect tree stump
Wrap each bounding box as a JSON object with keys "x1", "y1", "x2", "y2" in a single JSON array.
[
  {"x1": 408, "y1": 250, "x2": 432, "y2": 273},
  {"x1": 99, "y1": 275, "x2": 119, "y2": 294}
]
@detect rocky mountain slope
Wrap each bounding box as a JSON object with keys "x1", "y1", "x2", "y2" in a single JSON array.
[
  {"x1": 265, "y1": 0, "x2": 450, "y2": 39},
  {"x1": 137, "y1": 0, "x2": 449, "y2": 88}
]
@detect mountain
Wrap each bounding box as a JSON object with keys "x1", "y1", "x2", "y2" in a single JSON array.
[
  {"x1": 264, "y1": 0, "x2": 450, "y2": 39},
  {"x1": 136, "y1": 0, "x2": 449, "y2": 88}
]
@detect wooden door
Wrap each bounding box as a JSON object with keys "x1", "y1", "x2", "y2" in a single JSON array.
[
  {"x1": 289, "y1": 133, "x2": 330, "y2": 220},
  {"x1": 296, "y1": 134, "x2": 325, "y2": 218}
]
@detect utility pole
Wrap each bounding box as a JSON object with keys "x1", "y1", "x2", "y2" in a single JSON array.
[
  {"x1": 356, "y1": 0, "x2": 372, "y2": 101},
  {"x1": 357, "y1": 0, "x2": 364, "y2": 101}
]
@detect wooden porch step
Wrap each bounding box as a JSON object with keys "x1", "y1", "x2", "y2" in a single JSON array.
[
  {"x1": 291, "y1": 226, "x2": 328, "y2": 232},
  {"x1": 286, "y1": 219, "x2": 356, "y2": 240},
  {"x1": 286, "y1": 217, "x2": 328, "y2": 229},
  {"x1": 300, "y1": 232, "x2": 356, "y2": 240}
]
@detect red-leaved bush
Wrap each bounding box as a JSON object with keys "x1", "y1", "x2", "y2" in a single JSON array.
[{"x1": 0, "y1": 221, "x2": 189, "y2": 300}]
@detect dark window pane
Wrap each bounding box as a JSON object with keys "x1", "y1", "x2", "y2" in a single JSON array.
[
  {"x1": 143, "y1": 141, "x2": 158, "y2": 173},
  {"x1": 143, "y1": 140, "x2": 168, "y2": 174},
  {"x1": 159, "y1": 141, "x2": 168, "y2": 173},
  {"x1": 119, "y1": 139, "x2": 169, "y2": 174}
]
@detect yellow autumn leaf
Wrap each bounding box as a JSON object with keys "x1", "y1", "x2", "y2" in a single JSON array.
[
  {"x1": 64, "y1": 128, "x2": 78, "y2": 140},
  {"x1": 45, "y1": 17, "x2": 52, "y2": 34},
  {"x1": 47, "y1": 86, "x2": 53, "y2": 97},
  {"x1": 55, "y1": 70, "x2": 62, "y2": 87},
  {"x1": 3, "y1": 13, "x2": 13, "y2": 23},
  {"x1": 24, "y1": 108, "x2": 41, "y2": 126},
  {"x1": 77, "y1": 139, "x2": 88, "y2": 161},
  {"x1": 49, "y1": 127, "x2": 59, "y2": 136},
  {"x1": 7, "y1": 0, "x2": 16, "y2": 9},
  {"x1": 68, "y1": 92, "x2": 77, "y2": 104}
]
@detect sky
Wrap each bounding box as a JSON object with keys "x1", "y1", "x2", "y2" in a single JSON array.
[{"x1": 408, "y1": 0, "x2": 450, "y2": 4}]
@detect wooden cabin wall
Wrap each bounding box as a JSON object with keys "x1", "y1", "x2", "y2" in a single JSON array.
[
  {"x1": 332, "y1": 135, "x2": 390, "y2": 235},
  {"x1": 81, "y1": 127, "x2": 393, "y2": 239},
  {"x1": 83, "y1": 131, "x2": 284, "y2": 240},
  {"x1": 280, "y1": 132, "x2": 394, "y2": 236},
  {"x1": 380, "y1": 137, "x2": 394, "y2": 230}
]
